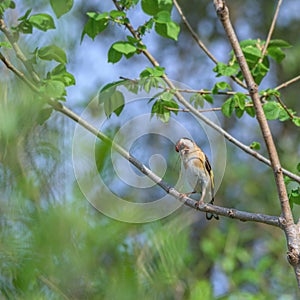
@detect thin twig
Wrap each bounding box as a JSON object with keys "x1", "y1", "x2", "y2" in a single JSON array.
[
  {"x1": 164, "y1": 103, "x2": 254, "y2": 113},
  {"x1": 173, "y1": 0, "x2": 218, "y2": 63},
  {"x1": 120, "y1": 76, "x2": 244, "y2": 96},
  {"x1": 0, "y1": 52, "x2": 39, "y2": 92},
  {"x1": 275, "y1": 95, "x2": 295, "y2": 120},
  {"x1": 0, "y1": 19, "x2": 40, "y2": 82},
  {"x1": 38, "y1": 275, "x2": 70, "y2": 300},
  {"x1": 275, "y1": 75, "x2": 300, "y2": 91},
  {"x1": 173, "y1": 0, "x2": 247, "y2": 89},
  {"x1": 259, "y1": 0, "x2": 282, "y2": 62}
]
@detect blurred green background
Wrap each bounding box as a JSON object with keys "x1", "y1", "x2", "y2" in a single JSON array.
[{"x1": 1, "y1": 0, "x2": 300, "y2": 298}]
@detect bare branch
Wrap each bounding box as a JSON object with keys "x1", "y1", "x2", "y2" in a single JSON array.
[
  {"x1": 275, "y1": 75, "x2": 300, "y2": 91},
  {"x1": 173, "y1": 0, "x2": 247, "y2": 89},
  {"x1": 260, "y1": 0, "x2": 283, "y2": 62},
  {"x1": 0, "y1": 19, "x2": 40, "y2": 83},
  {"x1": 275, "y1": 95, "x2": 295, "y2": 120},
  {"x1": 51, "y1": 100, "x2": 281, "y2": 227}
]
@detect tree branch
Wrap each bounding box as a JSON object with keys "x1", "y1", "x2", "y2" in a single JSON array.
[
  {"x1": 259, "y1": 0, "x2": 282, "y2": 62},
  {"x1": 275, "y1": 75, "x2": 300, "y2": 91},
  {"x1": 213, "y1": 0, "x2": 300, "y2": 287},
  {"x1": 50, "y1": 100, "x2": 282, "y2": 227},
  {"x1": 173, "y1": 0, "x2": 246, "y2": 88}
]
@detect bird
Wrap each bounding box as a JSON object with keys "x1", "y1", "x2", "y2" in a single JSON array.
[{"x1": 175, "y1": 137, "x2": 218, "y2": 220}]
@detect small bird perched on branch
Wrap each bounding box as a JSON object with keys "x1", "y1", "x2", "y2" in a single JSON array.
[{"x1": 175, "y1": 137, "x2": 218, "y2": 220}]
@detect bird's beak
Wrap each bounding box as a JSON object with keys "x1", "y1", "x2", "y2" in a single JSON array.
[{"x1": 175, "y1": 141, "x2": 181, "y2": 152}]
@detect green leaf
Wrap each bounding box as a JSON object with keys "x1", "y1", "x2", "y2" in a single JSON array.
[
  {"x1": 235, "y1": 107, "x2": 244, "y2": 118},
  {"x1": 190, "y1": 93, "x2": 204, "y2": 108},
  {"x1": 110, "y1": 10, "x2": 126, "y2": 19},
  {"x1": 267, "y1": 47, "x2": 286, "y2": 63},
  {"x1": 29, "y1": 14, "x2": 55, "y2": 31},
  {"x1": 250, "y1": 141, "x2": 261, "y2": 150},
  {"x1": 151, "y1": 99, "x2": 175, "y2": 123},
  {"x1": 263, "y1": 101, "x2": 280, "y2": 120},
  {"x1": 222, "y1": 97, "x2": 235, "y2": 118},
  {"x1": 154, "y1": 20, "x2": 180, "y2": 41},
  {"x1": 42, "y1": 80, "x2": 66, "y2": 99},
  {"x1": 268, "y1": 39, "x2": 292, "y2": 48},
  {"x1": 213, "y1": 62, "x2": 239, "y2": 77},
  {"x1": 154, "y1": 10, "x2": 171, "y2": 23},
  {"x1": 141, "y1": 0, "x2": 172, "y2": 16},
  {"x1": 0, "y1": 0, "x2": 15, "y2": 16},
  {"x1": 252, "y1": 62, "x2": 269, "y2": 84},
  {"x1": 245, "y1": 105, "x2": 256, "y2": 117},
  {"x1": 38, "y1": 45, "x2": 67, "y2": 63},
  {"x1": 107, "y1": 46, "x2": 122, "y2": 63},
  {"x1": 112, "y1": 42, "x2": 137, "y2": 55},
  {"x1": 49, "y1": 64, "x2": 75, "y2": 86},
  {"x1": 50, "y1": 0, "x2": 73, "y2": 18},
  {"x1": 104, "y1": 90, "x2": 125, "y2": 117},
  {"x1": 242, "y1": 46, "x2": 262, "y2": 63},
  {"x1": 292, "y1": 117, "x2": 300, "y2": 127},
  {"x1": 81, "y1": 12, "x2": 109, "y2": 41},
  {"x1": 203, "y1": 94, "x2": 214, "y2": 104},
  {"x1": 259, "y1": 88, "x2": 280, "y2": 101},
  {"x1": 297, "y1": 162, "x2": 300, "y2": 173},
  {"x1": 140, "y1": 66, "x2": 165, "y2": 77},
  {"x1": 212, "y1": 81, "x2": 232, "y2": 94},
  {"x1": 37, "y1": 108, "x2": 53, "y2": 125},
  {"x1": 234, "y1": 92, "x2": 246, "y2": 110},
  {"x1": 0, "y1": 41, "x2": 12, "y2": 48}
]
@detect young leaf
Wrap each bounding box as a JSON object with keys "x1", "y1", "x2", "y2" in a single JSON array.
[
  {"x1": 203, "y1": 94, "x2": 214, "y2": 104},
  {"x1": 292, "y1": 117, "x2": 300, "y2": 127},
  {"x1": 190, "y1": 93, "x2": 204, "y2": 108},
  {"x1": 250, "y1": 141, "x2": 261, "y2": 150},
  {"x1": 50, "y1": 0, "x2": 73, "y2": 18},
  {"x1": 154, "y1": 20, "x2": 180, "y2": 41},
  {"x1": 38, "y1": 45, "x2": 67, "y2": 63},
  {"x1": 245, "y1": 105, "x2": 256, "y2": 117},
  {"x1": 42, "y1": 80, "x2": 66, "y2": 99},
  {"x1": 81, "y1": 12, "x2": 109, "y2": 41},
  {"x1": 234, "y1": 92, "x2": 246, "y2": 110},
  {"x1": 0, "y1": 41, "x2": 12, "y2": 48},
  {"x1": 112, "y1": 42, "x2": 137, "y2": 55},
  {"x1": 213, "y1": 62, "x2": 239, "y2": 77},
  {"x1": 263, "y1": 101, "x2": 280, "y2": 120},
  {"x1": 141, "y1": 0, "x2": 172, "y2": 16},
  {"x1": 222, "y1": 97, "x2": 235, "y2": 118},
  {"x1": 29, "y1": 14, "x2": 55, "y2": 31},
  {"x1": 212, "y1": 81, "x2": 232, "y2": 94},
  {"x1": 104, "y1": 90, "x2": 125, "y2": 117},
  {"x1": 107, "y1": 46, "x2": 122, "y2": 63}
]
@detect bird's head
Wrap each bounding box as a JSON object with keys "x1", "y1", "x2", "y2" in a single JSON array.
[{"x1": 175, "y1": 137, "x2": 195, "y2": 154}]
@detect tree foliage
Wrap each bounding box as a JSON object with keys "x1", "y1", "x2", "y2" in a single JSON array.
[{"x1": 0, "y1": 0, "x2": 300, "y2": 298}]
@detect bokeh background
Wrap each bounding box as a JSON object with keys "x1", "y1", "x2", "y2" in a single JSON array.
[{"x1": 1, "y1": 0, "x2": 300, "y2": 298}]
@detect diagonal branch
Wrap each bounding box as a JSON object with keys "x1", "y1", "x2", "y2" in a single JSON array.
[
  {"x1": 259, "y1": 0, "x2": 282, "y2": 62},
  {"x1": 173, "y1": 0, "x2": 246, "y2": 88},
  {"x1": 50, "y1": 99, "x2": 281, "y2": 227},
  {"x1": 275, "y1": 75, "x2": 300, "y2": 91}
]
